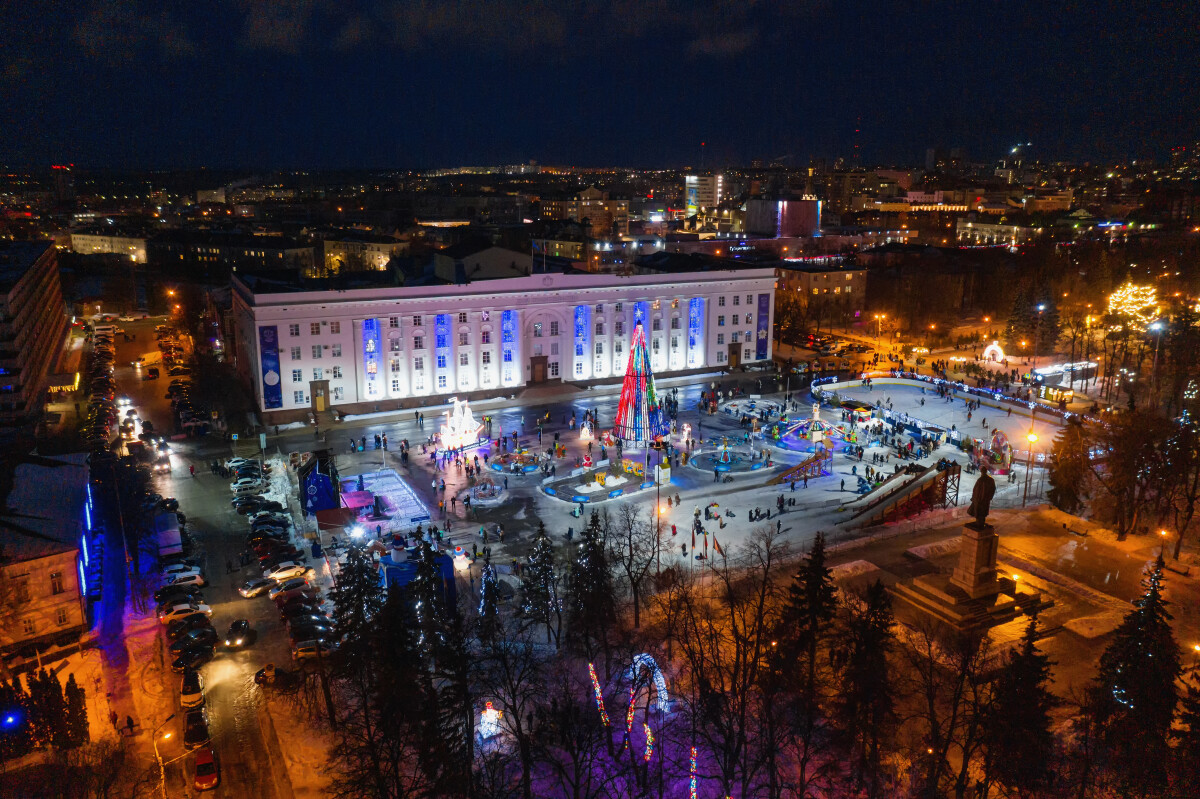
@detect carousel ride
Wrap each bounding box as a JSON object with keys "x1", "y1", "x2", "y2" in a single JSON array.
[
  {"x1": 969, "y1": 427, "x2": 1015, "y2": 474},
  {"x1": 689, "y1": 434, "x2": 773, "y2": 473},
  {"x1": 762, "y1": 403, "x2": 857, "y2": 453}
]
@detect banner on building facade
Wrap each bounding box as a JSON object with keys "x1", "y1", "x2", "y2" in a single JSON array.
[
  {"x1": 259, "y1": 326, "x2": 282, "y2": 409},
  {"x1": 756, "y1": 293, "x2": 770, "y2": 361}
]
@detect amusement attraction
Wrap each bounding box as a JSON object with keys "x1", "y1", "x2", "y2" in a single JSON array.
[
  {"x1": 611, "y1": 323, "x2": 670, "y2": 447},
  {"x1": 969, "y1": 427, "x2": 1015, "y2": 474},
  {"x1": 762, "y1": 403, "x2": 857, "y2": 453}
]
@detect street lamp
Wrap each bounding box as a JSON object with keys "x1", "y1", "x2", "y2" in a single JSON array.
[
  {"x1": 1160, "y1": 529, "x2": 1170, "y2": 557},
  {"x1": 1033, "y1": 304, "x2": 1046, "y2": 370},
  {"x1": 153, "y1": 714, "x2": 176, "y2": 799},
  {"x1": 1022, "y1": 432, "x2": 1038, "y2": 507},
  {"x1": 1150, "y1": 322, "x2": 1164, "y2": 401}
]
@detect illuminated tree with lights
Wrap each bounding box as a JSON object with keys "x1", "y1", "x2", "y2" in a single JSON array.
[
  {"x1": 565, "y1": 511, "x2": 616, "y2": 659},
  {"x1": 520, "y1": 522, "x2": 561, "y2": 646},
  {"x1": 613, "y1": 322, "x2": 669, "y2": 446},
  {"x1": 1089, "y1": 555, "x2": 1180, "y2": 793},
  {"x1": 1105, "y1": 282, "x2": 1158, "y2": 333},
  {"x1": 477, "y1": 553, "x2": 501, "y2": 645}
]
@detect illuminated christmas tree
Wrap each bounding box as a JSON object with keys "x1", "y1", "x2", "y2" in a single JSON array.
[{"x1": 613, "y1": 322, "x2": 669, "y2": 446}]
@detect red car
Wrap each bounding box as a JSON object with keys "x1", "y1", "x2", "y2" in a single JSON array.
[{"x1": 193, "y1": 747, "x2": 220, "y2": 790}]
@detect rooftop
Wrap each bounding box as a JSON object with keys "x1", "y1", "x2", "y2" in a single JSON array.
[
  {"x1": 0, "y1": 241, "x2": 55, "y2": 294},
  {"x1": 0, "y1": 452, "x2": 89, "y2": 563}
]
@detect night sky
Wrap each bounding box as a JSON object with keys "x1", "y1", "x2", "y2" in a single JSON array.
[{"x1": 4, "y1": 0, "x2": 1199, "y2": 169}]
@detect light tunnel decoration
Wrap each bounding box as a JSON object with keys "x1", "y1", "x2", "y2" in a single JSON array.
[
  {"x1": 627, "y1": 652, "x2": 670, "y2": 712},
  {"x1": 982, "y1": 340, "x2": 1005, "y2": 362}
]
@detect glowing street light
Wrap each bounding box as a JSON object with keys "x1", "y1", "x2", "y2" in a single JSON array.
[{"x1": 1023, "y1": 432, "x2": 1039, "y2": 507}]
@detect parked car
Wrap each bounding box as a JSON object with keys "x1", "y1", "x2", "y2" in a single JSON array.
[
  {"x1": 272, "y1": 585, "x2": 321, "y2": 606},
  {"x1": 155, "y1": 584, "x2": 203, "y2": 604},
  {"x1": 166, "y1": 614, "x2": 212, "y2": 642},
  {"x1": 193, "y1": 747, "x2": 220, "y2": 791},
  {"x1": 143, "y1": 367, "x2": 160, "y2": 380},
  {"x1": 263, "y1": 562, "x2": 309, "y2": 582},
  {"x1": 180, "y1": 669, "x2": 205, "y2": 708},
  {"x1": 182, "y1": 707, "x2": 210, "y2": 750},
  {"x1": 169, "y1": 627, "x2": 219, "y2": 655},
  {"x1": 268, "y1": 577, "x2": 311, "y2": 601},
  {"x1": 287, "y1": 623, "x2": 334, "y2": 645},
  {"x1": 225, "y1": 457, "x2": 257, "y2": 469},
  {"x1": 165, "y1": 571, "x2": 206, "y2": 588},
  {"x1": 238, "y1": 577, "x2": 274, "y2": 598},
  {"x1": 161, "y1": 562, "x2": 200, "y2": 577},
  {"x1": 223, "y1": 620, "x2": 254, "y2": 648},
  {"x1": 171, "y1": 645, "x2": 215, "y2": 673},
  {"x1": 159, "y1": 603, "x2": 212, "y2": 625},
  {"x1": 278, "y1": 599, "x2": 324, "y2": 620},
  {"x1": 292, "y1": 639, "x2": 337, "y2": 661}
]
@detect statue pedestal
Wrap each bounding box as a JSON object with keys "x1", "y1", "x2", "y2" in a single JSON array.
[
  {"x1": 889, "y1": 520, "x2": 1048, "y2": 633},
  {"x1": 949, "y1": 522, "x2": 1001, "y2": 600}
]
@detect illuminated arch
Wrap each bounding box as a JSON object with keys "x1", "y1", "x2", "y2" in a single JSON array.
[
  {"x1": 982, "y1": 341, "x2": 1005, "y2": 362},
  {"x1": 627, "y1": 653, "x2": 669, "y2": 712}
]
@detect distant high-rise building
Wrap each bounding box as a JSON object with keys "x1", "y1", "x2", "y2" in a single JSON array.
[
  {"x1": 684, "y1": 174, "x2": 723, "y2": 216},
  {"x1": 51, "y1": 164, "x2": 75, "y2": 205}
]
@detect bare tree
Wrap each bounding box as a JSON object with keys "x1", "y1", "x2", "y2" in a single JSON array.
[
  {"x1": 479, "y1": 630, "x2": 546, "y2": 799},
  {"x1": 607, "y1": 506, "x2": 660, "y2": 629}
]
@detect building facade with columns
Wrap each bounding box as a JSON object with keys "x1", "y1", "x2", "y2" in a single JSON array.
[{"x1": 230, "y1": 269, "x2": 776, "y2": 417}]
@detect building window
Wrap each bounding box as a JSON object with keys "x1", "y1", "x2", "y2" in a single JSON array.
[
  {"x1": 481, "y1": 331, "x2": 491, "y2": 344},
  {"x1": 331, "y1": 344, "x2": 342, "y2": 357},
  {"x1": 845, "y1": 285, "x2": 852, "y2": 293},
  {"x1": 746, "y1": 295, "x2": 752, "y2": 304},
  {"x1": 533, "y1": 323, "x2": 543, "y2": 338},
  {"x1": 288, "y1": 324, "x2": 300, "y2": 337},
  {"x1": 310, "y1": 323, "x2": 321, "y2": 335},
  {"x1": 834, "y1": 287, "x2": 841, "y2": 294},
  {"x1": 718, "y1": 316, "x2": 725, "y2": 327},
  {"x1": 671, "y1": 317, "x2": 681, "y2": 329},
  {"x1": 671, "y1": 299, "x2": 679, "y2": 309},
  {"x1": 732, "y1": 315, "x2": 739, "y2": 325},
  {"x1": 390, "y1": 338, "x2": 401, "y2": 352},
  {"x1": 652, "y1": 319, "x2": 662, "y2": 331},
  {"x1": 56, "y1": 607, "x2": 69, "y2": 626},
  {"x1": 549, "y1": 362, "x2": 560, "y2": 377},
  {"x1": 331, "y1": 366, "x2": 343, "y2": 378},
  {"x1": 595, "y1": 304, "x2": 604, "y2": 313},
  {"x1": 437, "y1": 375, "x2": 447, "y2": 389},
  {"x1": 717, "y1": 333, "x2": 725, "y2": 345},
  {"x1": 595, "y1": 322, "x2": 604, "y2": 335},
  {"x1": 414, "y1": 356, "x2": 424, "y2": 370},
  {"x1": 595, "y1": 342, "x2": 604, "y2": 355},
  {"x1": 309, "y1": 345, "x2": 320, "y2": 359},
  {"x1": 812, "y1": 288, "x2": 819, "y2": 295},
  {"x1": 615, "y1": 342, "x2": 624, "y2": 355},
  {"x1": 502, "y1": 349, "x2": 512, "y2": 363},
  {"x1": 459, "y1": 332, "x2": 469, "y2": 346},
  {"x1": 437, "y1": 355, "x2": 447, "y2": 369},
  {"x1": 436, "y1": 331, "x2": 448, "y2": 348},
  {"x1": 732, "y1": 333, "x2": 740, "y2": 343},
  {"x1": 549, "y1": 321, "x2": 559, "y2": 336},
  {"x1": 390, "y1": 378, "x2": 400, "y2": 392},
  {"x1": 745, "y1": 349, "x2": 752, "y2": 360},
  {"x1": 293, "y1": 390, "x2": 305, "y2": 403},
  {"x1": 733, "y1": 296, "x2": 740, "y2": 305},
  {"x1": 22, "y1": 618, "x2": 35, "y2": 636},
  {"x1": 575, "y1": 344, "x2": 584, "y2": 357},
  {"x1": 333, "y1": 387, "x2": 344, "y2": 400},
  {"x1": 389, "y1": 316, "x2": 399, "y2": 328},
  {"x1": 481, "y1": 310, "x2": 491, "y2": 322},
  {"x1": 615, "y1": 321, "x2": 625, "y2": 335},
  {"x1": 718, "y1": 296, "x2": 726, "y2": 307},
  {"x1": 458, "y1": 312, "x2": 468, "y2": 324},
  {"x1": 330, "y1": 321, "x2": 341, "y2": 334},
  {"x1": 290, "y1": 346, "x2": 301, "y2": 360},
  {"x1": 652, "y1": 339, "x2": 661, "y2": 352},
  {"x1": 614, "y1": 303, "x2": 623, "y2": 312},
  {"x1": 482, "y1": 351, "x2": 491, "y2": 365},
  {"x1": 413, "y1": 336, "x2": 424, "y2": 349},
  {"x1": 746, "y1": 313, "x2": 753, "y2": 324},
  {"x1": 292, "y1": 369, "x2": 303, "y2": 382},
  {"x1": 50, "y1": 572, "x2": 64, "y2": 595},
  {"x1": 716, "y1": 351, "x2": 726, "y2": 363},
  {"x1": 652, "y1": 300, "x2": 661, "y2": 310},
  {"x1": 459, "y1": 353, "x2": 469, "y2": 366},
  {"x1": 574, "y1": 362, "x2": 583, "y2": 376},
  {"x1": 413, "y1": 315, "x2": 423, "y2": 326},
  {"x1": 549, "y1": 343, "x2": 558, "y2": 356},
  {"x1": 390, "y1": 358, "x2": 401, "y2": 373},
  {"x1": 313, "y1": 368, "x2": 324, "y2": 380},
  {"x1": 671, "y1": 336, "x2": 679, "y2": 348}
]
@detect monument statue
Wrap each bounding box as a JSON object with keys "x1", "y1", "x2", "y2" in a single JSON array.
[{"x1": 967, "y1": 468, "x2": 996, "y2": 527}]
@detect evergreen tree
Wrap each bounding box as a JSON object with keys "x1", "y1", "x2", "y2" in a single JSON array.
[
  {"x1": 983, "y1": 617, "x2": 1059, "y2": 794},
  {"x1": 1005, "y1": 289, "x2": 1061, "y2": 356},
  {"x1": 63, "y1": 673, "x2": 88, "y2": 749},
  {"x1": 1047, "y1": 416, "x2": 1090, "y2": 513},
  {"x1": 565, "y1": 511, "x2": 616, "y2": 657},
  {"x1": 1173, "y1": 685, "x2": 1200, "y2": 788},
  {"x1": 432, "y1": 607, "x2": 475, "y2": 796},
  {"x1": 330, "y1": 545, "x2": 386, "y2": 661},
  {"x1": 836, "y1": 580, "x2": 896, "y2": 799},
  {"x1": 410, "y1": 540, "x2": 448, "y2": 651},
  {"x1": 0, "y1": 676, "x2": 32, "y2": 761},
  {"x1": 1090, "y1": 555, "x2": 1181, "y2": 792},
  {"x1": 521, "y1": 522, "x2": 561, "y2": 645},
  {"x1": 477, "y1": 552, "x2": 501, "y2": 645}
]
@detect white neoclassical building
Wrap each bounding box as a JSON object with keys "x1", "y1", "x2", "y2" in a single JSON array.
[{"x1": 230, "y1": 269, "x2": 776, "y2": 417}]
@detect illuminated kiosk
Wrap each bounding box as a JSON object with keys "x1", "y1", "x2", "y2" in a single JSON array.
[
  {"x1": 611, "y1": 322, "x2": 670, "y2": 448},
  {"x1": 763, "y1": 403, "x2": 855, "y2": 453},
  {"x1": 969, "y1": 428, "x2": 1015, "y2": 475},
  {"x1": 437, "y1": 397, "x2": 485, "y2": 455}
]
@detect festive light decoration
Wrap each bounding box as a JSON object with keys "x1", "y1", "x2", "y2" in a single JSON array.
[
  {"x1": 622, "y1": 684, "x2": 637, "y2": 751},
  {"x1": 612, "y1": 322, "x2": 669, "y2": 446},
  {"x1": 982, "y1": 341, "x2": 1005, "y2": 362},
  {"x1": 1106, "y1": 283, "x2": 1159, "y2": 333},
  {"x1": 588, "y1": 663, "x2": 610, "y2": 726},
  {"x1": 439, "y1": 398, "x2": 484, "y2": 452},
  {"x1": 479, "y1": 701, "x2": 503, "y2": 739},
  {"x1": 579, "y1": 421, "x2": 593, "y2": 440},
  {"x1": 689, "y1": 746, "x2": 698, "y2": 799},
  {"x1": 627, "y1": 653, "x2": 670, "y2": 712},
  {"x1": 643, "y1": 723, "x2": 655, "y2": 762}
]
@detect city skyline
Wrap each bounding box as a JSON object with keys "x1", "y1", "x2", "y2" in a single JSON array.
[{"x1": 4, "y1": 0, "x2": 1200, "y2": 169}]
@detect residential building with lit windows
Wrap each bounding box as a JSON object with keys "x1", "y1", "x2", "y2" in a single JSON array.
[
  {"x1": 230, "y1": 268, "x2": 776, "y2": 419},
  {"x1": 776, "y1": 263, "x2": 867, "y2": 316},
  {"x1": 0, "y1": 453, "x2": 95, "y2": 661},
  {"x1": 70, "y1": 228, "x2": 148, "y2": 263},
  {"x1": 0, "y1": 242, "x2": 70, "y2": 425},
  {"x1": 539, "y1": 187, "x2": 630, "y2": 237},
  {"x1": 684, "y1": 174, "x2": 723, "y2": 215}
]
